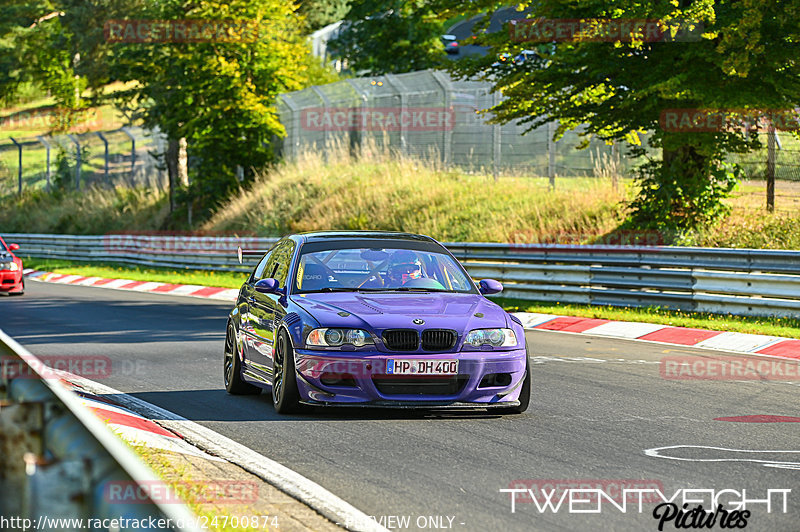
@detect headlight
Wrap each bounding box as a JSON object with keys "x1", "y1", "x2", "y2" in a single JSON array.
[
  {"x1": 464, "y1": 328, "x2": 517, "y2": 348},
  {"x1": 306, "y1": 328, "x2": 373, "y2": 347},
  {"x1": 0, "y1": 262, "x2": 17, "y2": 271}
]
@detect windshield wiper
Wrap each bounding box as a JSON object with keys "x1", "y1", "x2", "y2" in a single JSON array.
[
  {"x1": 304, "y1": 287, "x2": 385, "y2": 293},
  {"x1": 375, "y1": 287, "x2": 448, "y2": 292}
]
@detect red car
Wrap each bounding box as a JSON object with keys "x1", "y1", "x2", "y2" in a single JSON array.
[{"x1": 0, "y1": 237, "x2": 24, "y2": 295}]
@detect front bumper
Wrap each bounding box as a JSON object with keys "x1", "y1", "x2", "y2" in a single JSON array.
[
  {"x1": 0, "y1": 270, "x2": 22, "y2": 292},
  {"x1": 294, "y1": 348, "x2": 528, "y2": 406}
]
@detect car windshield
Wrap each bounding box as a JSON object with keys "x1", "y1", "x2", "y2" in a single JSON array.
[{"x1": 294, "y1": 246, "x2": 474, "y2": 294}]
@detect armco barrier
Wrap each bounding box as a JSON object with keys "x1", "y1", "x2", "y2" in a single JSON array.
[
  {"x1": 0, "y1": 329, "x2": 201, "y2": 531},
  {"x1": 6, "y1": 233, "x2": 800, "y2": 317}
]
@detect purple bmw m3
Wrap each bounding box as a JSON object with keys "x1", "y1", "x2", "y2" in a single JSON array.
[{"x1": 224, "y1": 231, "x2": 530, "y2": 415}]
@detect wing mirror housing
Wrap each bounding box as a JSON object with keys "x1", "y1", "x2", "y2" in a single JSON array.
[
  {"x1": 255, "y1": 278, "x2": 284, "y2": 295},
  {"x1": 478, "y1": 279, "x2": 503, "y2": 295},
  {"x1": 8, "y1": 243, "x2": 19, "y2": 251}
]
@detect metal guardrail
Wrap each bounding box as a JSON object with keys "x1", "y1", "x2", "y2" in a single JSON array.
[
  {"x1": 7, "y1": 233, "x2": 800, "y2": 317},
  {"x1": 0, "y1": 329, "x2": 201, "y2": 531}
]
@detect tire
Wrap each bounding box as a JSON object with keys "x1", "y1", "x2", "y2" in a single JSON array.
[
  {"x1": 497, "y1": 357, "x2": 531, "y2": 415},
  {"x1": 272, "y1": 328, "x2": 301, "y2": 414},
  {"x1": 224, "y1": 322, "x2": 261, "y2": 395}
]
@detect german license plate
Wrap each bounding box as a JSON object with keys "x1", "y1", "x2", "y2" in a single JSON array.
[{"x1": 386, "y1": 359, "x2": 458, "y2": 375}]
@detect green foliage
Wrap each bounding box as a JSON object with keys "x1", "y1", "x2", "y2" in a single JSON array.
[
  {"x1": 430, "y1": 0, "x2": 800, "y2": 232},
  {"x1": 299, "y1": 0, "x2": 350, "y2": 32},
  {"x1": 108, "y1": 0, "x2": 315, "y2": 221},
  {"x1": 330, "y1": 0, "x2": 446, "y2": 74}
]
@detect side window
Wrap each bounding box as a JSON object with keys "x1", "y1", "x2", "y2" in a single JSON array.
[
  {"x1": 264, "y1": 240, "x2": 296, "y2": 286},
  {"x1": 251, "y1": 250, "x2": 273, "y2": 281}
]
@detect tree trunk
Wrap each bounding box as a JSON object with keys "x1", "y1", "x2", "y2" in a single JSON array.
[
  {"x1": 166, "y1": 139, "x2": 179, "y2": 213},
  {"x1": 166, "y1": 137, "x2": 189, "y2": 213}
]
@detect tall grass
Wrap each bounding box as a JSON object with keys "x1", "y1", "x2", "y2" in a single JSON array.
[
  {"x1": 203, "y1": 142, "x2": 627, "y2": 242},
  {"x1": 0, "y1": 186, "x2": 169, "y2": 234}
]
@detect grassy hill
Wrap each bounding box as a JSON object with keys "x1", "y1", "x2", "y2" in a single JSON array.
[{"x1": 2, "y1": 144, "x2": 800, "y2": 249}]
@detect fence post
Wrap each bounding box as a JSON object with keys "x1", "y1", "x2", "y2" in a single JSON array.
[
  {"x1": 346, "y1": 79, "x2": 369, "y2": 158},
  {"x1": 9, "y1": 137, "x2": 22, "y2": 195},
  {"x1": 766, "y1": 124, "x2": 776, "y2": 212},
  {"x1": 66, "y1": 134, "x2": 81, "y2": 190},
  {"x1": 547, "y1": 120, "x2": 556, "y2": 189},
  {"x1": 430, "y1": 71, "x2": 453, "y2": 166},
  {"x1": 311, "y1": 86, "x2": 331, "y2": 158},
  {"x1": 383, "y1": 74, "x2": 408, "y2": 156},
  {"x1": 492, "y1": 92, "x2": 501, "y2": 180},
  {"x1": 279, "y1": 95, "x2": 300, "y2": 161},
  {"x1": 95, "y1": 131, "x2": 109, "y2": 184},
  {"x1": 120, "y1": 127, "x2": 136, "y2": 180},
  {"x1": 36, "y1": 136, "x2": 51, "y2": 191}
]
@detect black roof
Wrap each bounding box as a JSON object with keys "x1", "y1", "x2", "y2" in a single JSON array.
[{"x1": 297, "y1": 231, "x2": 435, "y2": 243}]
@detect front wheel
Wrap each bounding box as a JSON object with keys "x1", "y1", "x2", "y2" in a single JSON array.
[
  {"x1": 497, "y1": 358, "x2": 530, "y2": 415},
  {"x1": 224, "y1": 322, "x2": 261, "y2": 395},
  {"x1": 272, "y1": 328, "x2": 301, "y2": 414}
]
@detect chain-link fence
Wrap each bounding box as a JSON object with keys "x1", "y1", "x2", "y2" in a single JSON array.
[
  {"x1": 278, "y1": 69, "x2": 800, "y2": 182},
  {"x1": 729, "y1": 131, "x2": 800, "y2": 181},
  {"x1": 0, "y1": 126, "x2": 168, "y2": 196},
  {"x1": 277, "y1": 69, "x2": 656, "y2": 178}
]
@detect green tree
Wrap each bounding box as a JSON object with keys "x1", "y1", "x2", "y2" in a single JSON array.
[
  {"x1": 330, "y1": 0, "x2": 446, "y2": 74},
  {"x1": 431, "y1": 0, "x2": 800, "y2": 235},
  {"x1": 299, "y1": 0, "x2": 350, "y2": 33},
  {"x1": 109, "y1": 0, "x2": 313, "y2": 221}
]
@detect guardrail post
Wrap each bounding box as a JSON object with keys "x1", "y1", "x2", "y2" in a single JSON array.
[
  {"x1": 36, "y1": 136, "x2": 51, "y2": 191},
  {"x1": 95, "y1": 131, "x2": 109, "y2": 184},
  {"x1": 9, "y1": 137, "x2": 23, "y2": 195},
  {"x1": 66, "y1": 134, "x2": 81, "y2": 191}
]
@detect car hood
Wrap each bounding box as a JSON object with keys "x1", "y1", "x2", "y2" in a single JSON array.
[{"x1": 292, "y1": 292, "x2": 509, "y2": 333}]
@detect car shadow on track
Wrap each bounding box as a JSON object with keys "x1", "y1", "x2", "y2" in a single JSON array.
[{"x1": 116, "y1": 389, "x2": 511, "y2": 422}]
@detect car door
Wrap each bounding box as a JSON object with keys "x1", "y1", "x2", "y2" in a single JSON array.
[
  {"x1": 247, "y1": 239, "x2": 296, "y2": 381},
  {"x1": 240, "y1": 248, "x2": 274, "y2": 379}
]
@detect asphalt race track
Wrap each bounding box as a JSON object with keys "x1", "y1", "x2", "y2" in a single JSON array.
[{"x1": 3, "y1": 281, "x2": 798, "y2": 531}]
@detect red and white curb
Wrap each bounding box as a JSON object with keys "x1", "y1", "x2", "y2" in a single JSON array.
[
  {"x1": 55, "y1": 373, "x2": 224, "y2": 461},
  {"x1": 516, "y1": 313, "x2": 800, "y2": 360},
  {"x1": 24, "y1": 269, "x2": 800, "y2": 359},
  {"x1": 59, "y1": 372, "x2": 388, "y2": 532},
  {"x1": 24, "y1": 269, "x2": 239, "y2": 302}
]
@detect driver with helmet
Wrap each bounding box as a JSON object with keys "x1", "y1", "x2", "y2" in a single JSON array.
[{"x1": 385, "y1": 250, "x2": 423, "y2": 285}]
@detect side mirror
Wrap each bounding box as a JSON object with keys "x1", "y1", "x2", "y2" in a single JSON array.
[
  {"x1": 478, "y1": 279, "x2": 503, "y2": 295},
  {"x1": 255, "y1": 278, "x2": 283, "y2": 295},
  {"x1": 8, "y1": 243, "x2": 19, "y2": 252}
]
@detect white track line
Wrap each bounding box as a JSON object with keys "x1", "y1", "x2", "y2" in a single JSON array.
[{"x1": 67, "y1": 375, "x2": 388, "y2": 532}]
